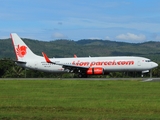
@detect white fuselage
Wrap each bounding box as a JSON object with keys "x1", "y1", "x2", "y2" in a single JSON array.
[{"x1": 17, "y1": 56, "x2": 158, "y2": 73}]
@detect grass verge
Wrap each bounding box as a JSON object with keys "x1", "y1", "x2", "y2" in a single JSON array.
[{"x1": 0, "y1": 79, "x2": 160, "y2": 120}]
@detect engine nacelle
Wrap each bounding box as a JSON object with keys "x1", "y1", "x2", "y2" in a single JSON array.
[{"x1": 86, "y1": 68, "x2": 104, "y2": 75}]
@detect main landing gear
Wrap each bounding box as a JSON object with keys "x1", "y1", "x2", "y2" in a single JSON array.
[
  {"x1": 70, "y1": 68, "x2": 88, "y2": 78},
  {"x1": 77, "y1": 73, "x2": 88, "y2": 78}
]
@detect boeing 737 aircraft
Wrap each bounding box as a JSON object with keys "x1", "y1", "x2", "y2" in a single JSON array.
[{"x1": 10, "y1": 33, "x2": 158, "y2": 78}]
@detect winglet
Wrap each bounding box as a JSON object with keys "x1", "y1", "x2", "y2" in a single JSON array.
[
  {"x1": 74, "y1": 54, "x2": 77, "y2": 58},
  {"x1": 42, "y1": 52, "x2": 53, "y2": 63}
]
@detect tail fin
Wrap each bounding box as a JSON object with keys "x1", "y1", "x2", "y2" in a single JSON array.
[{"x1": 10, "y1": 33, "x2": 38, "y2": 61}]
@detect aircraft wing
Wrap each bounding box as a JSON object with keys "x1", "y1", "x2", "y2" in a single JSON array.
[
  {"x1": 60, "y1": 64, "x2": 89, "y2": 70},
  {"x1": 42, "y1": 52, "x2": 89, "y2": 69}
]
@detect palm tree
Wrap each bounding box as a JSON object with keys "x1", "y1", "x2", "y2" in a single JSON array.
[{"x1": 3, "y1": 66, "x2": 25, "y2": 78}]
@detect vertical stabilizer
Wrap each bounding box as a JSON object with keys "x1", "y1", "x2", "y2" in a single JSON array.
[{"x1": 10, "y1": 33, "x2": 38, "y2": 61}]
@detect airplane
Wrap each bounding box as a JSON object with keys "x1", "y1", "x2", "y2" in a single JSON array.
[{"x1": 10, "y1": 33, "x2": 158, "y2": 78}]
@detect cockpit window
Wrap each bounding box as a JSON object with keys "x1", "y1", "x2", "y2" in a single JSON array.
[{"x1": 145, "y1": 60, "x2": 151, "y2": 62}]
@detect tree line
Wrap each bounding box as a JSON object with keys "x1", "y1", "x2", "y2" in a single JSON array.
[{"x1": 0, "y1": 58, "x2": 160, "y2": 78}]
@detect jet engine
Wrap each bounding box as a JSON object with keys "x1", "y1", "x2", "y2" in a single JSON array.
[{"x1": 86, "y1": 68, "x2": 104, "y2": 75}]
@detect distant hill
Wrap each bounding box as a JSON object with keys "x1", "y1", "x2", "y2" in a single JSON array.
[{"x1": 0, "y1": 38, "x2": 160, "y2": 62}]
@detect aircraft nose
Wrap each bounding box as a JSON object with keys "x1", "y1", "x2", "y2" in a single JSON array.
[{"x1": 152, "y1": 62, "x2": 158, "y2": 68}]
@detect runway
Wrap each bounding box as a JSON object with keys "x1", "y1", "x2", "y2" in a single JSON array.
[{"x1": 0, "y1": 78, "x2": 160, "y2": 81}]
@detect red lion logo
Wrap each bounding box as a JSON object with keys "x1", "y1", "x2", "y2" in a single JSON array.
[{"x1": 16, "y1": 45, "x2": 27, "y2": 58}]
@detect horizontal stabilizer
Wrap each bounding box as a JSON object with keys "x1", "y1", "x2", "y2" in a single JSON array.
[{"x1": 14, "y1": 61, "x2": 26, "y2": 64}]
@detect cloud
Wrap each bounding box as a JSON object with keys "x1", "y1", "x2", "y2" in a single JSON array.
[
  {"x1": 89, "y1": 37, "x2": 101, "y2": 40},
  {"x1": 51, "y1": 32, "x2": 68, "y2": 39},
  {"x1": 155, "y1": 36, "x2": 160, "y2": 40},
  {"x1": 152, "y1": 33, "x2": 160, "y2": 41},
  {"x1": 116, "y1": 33, "x2": 146, "y2": 42},
  {"x1": 105, "y1": 36, "x2": 110, "y2": 40}
]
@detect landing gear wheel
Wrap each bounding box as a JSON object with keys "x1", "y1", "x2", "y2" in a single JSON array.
[
  {"x1": 78, "y1": 74, "x2": 82, "y2": 78},
  {"x1": 78, "y1": 73, "x2": 88, "y2": 78}
]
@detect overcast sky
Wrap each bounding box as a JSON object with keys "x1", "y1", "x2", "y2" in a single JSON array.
[{"x1": 0, "y1": 0, "x2": 160, "y2": 43}]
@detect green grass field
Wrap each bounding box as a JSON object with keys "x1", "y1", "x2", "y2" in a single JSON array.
[{"x1": 0, "y1": 79, "x2": 160, "y2": 120}]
